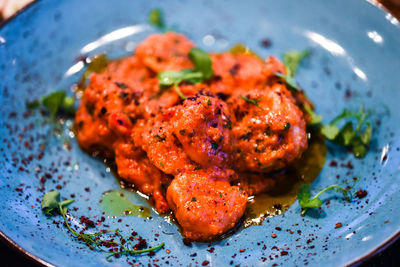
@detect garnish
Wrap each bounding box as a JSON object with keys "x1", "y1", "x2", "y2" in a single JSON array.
[
  {"x1": 148, "y1": 8, "x2": 165, "y2": 30},
  {"x1": 28, "y1": 91, "x2": 75, "y2": 120},
  {"x1": 283, "y1": 50, "x2": 311, "y2": 78},
  {"x1": 41, "y1": 191, "x2": 164, "y2": 261},
  {"x1": 158, "y1": 48, "x2": 213, "y2": 99},
  {"x1": 297, "y1": 184, "x2": 353, "y2": 215},
  {"x1": 275, "y1": 50, "x2": 310, "y2": 91},
  {"x1": 78, "y1": 54, "x2": 109, "y2": 89},
  {"x1": 303, "y1": 103, "x2": 322, "y2": 125},
  {"x1": 240, "y1": 95, "x2": 263, "y2": 109},
  {"x1": 320, "y1": 108, "x2": 372, "y2": 158}
]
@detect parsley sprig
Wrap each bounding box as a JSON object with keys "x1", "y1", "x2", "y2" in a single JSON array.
[
  {"x1": 41, "y1": 191, "x2": 164, "y2": 261},
  {"x1": 297, "y1": 183, "x2": 353, "y2": 215},
  {"x1": 148, "y1": 8, "x2": 165, "y2": 30},
  {"x1": 240, "y1": 95, "x2": 263, "y2": 109},
  {"x1": 275, "y1": 50, "x2": 310, "y2": 91},
  {"x1": 157, "y1": 47, "x2": 213, "y2": 99},
  {"x1": 321, "y1": 108, "x2": 372, "y2": 158}
]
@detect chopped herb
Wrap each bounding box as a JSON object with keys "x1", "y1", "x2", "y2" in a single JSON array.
[
  {"x1": 223, "y1": 117, "x2": 232, "y2": 130},
  {"x1": 211, "y1": 142, "x2": 219, "y2": 150},
  {"x1": 78, "y1": 54, "x2": 109, "y2": 89},
  {"x1": 188, "y1": 48, "x2": 213, "y2": 80},
  {"x1": 207, "y1": 99, "x2": 212, "y2": 106},
  {"x1": 283, "y1": 122, "x2": 291, "y2": 130},
  {"x1": 218, "y1": 192, "x2": 223, "y2": 198},
  {"x1": 157, "y1": 48, "x2": 213, "y2": 99},
  {"x1": 240, "y1": 95, "x2": 262, "y2": 107},
  {"x1": 297, "y1": 184, "x2": 353, "y2": 215},
  {"x1": 321, "y1": 108, "x2": 372, "y2": 158},
  {"x1": 38, "y1": 91, "x2": 75, "y2": 119},
  {"x1": 229, "y1": 43, "x2": 262, "y2": 59},
  {"x1": 159, "y1": 162, "x2": 164, "y2": 167},
  {"x1": 41, "y1": 191, "x2": 164, "y2": 261},
  {"x1": 191, "y1": 197, "x2": 197, "y2": 202},
  {"x1": 274, "y1": 49, "x2": 310, "y2": 91},
  {"x1": 179, "y1": 129, "x2": 187, "y2": 135},
  {"x1": 303, "y1": 104, "x2": 322, "y2": 125},
  {"x1": 274, "y1": 72, "x2": 299, "y2": 91},
  {"x1": 26, "y1": 100, "x2": 40, "y2": 110},
  {"x1": 148, "y1": 8, "x2": 165, "y2": 30},
  {"x1": 283, "y1": 50, "x2": 311, "y2": 78}
]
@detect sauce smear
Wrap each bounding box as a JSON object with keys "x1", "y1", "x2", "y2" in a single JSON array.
[{"x1": 100, "y1": 190, "x2": 150, "y2": 218}]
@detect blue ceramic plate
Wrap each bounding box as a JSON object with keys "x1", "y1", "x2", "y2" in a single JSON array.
[{"x1": 1, "y1": 0, "x2": 400, "y2": 266}]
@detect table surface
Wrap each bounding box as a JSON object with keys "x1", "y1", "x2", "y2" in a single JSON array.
[{"x1": 1, "y1": 0, "x2": 400, "y2": 266}]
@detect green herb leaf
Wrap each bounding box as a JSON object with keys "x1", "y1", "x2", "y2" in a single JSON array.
[
  {"x1": 303, "y1": 104, "x2": 322, "y2": 125},
  {"x1": 188, "y1": 48, "x2": 213, "y2": 80},
  {"x1": 321, "y1": 108, "x2": 372, "y2": 158},
  {"x1": 41, "y1": 191, "x2": 163, "y2": 260},
  {"x1": 41, "y1": 91, "x2": 66, "y2": 119},
  {"x1": 240, "y1": 95, "x2": 262, "y2": 107},
  {"x1": 148, "y1": 8, "x2": 165, "y2": 29},
  {"x1": 274, "y1": 72, "x2": 299, "y2": 91},
  {"x1": 352, "y1": 137, "x2": 367, "y2": 158},
  {"x1": 283, "y1": 50, "x2": 310, "y2": 77},
  {"x1": 298, "y1": 184, "x2": 353, "y2": 215},
  {"x1": 360, "y1": 122, "x2": 372, "y2": 145},
  {"x1": 26, "y1": 100, "x2": 40, "y2": 110},
  {"x1": 41, "y1": 191, "x2": 61, "y2": 214},
  {"x1": 321, "y1": 124, "x2": 340, "y2": 140},
  {"x1": 157, "y1": 48, "x2": 213, "y2": 99},
  {"x1": 39, "y1": 91, "x2": 75, "y2": 119}
]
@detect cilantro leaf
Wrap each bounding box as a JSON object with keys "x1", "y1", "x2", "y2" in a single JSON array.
[
  {"x1": 303, "y1": 104, "x2": 322, "y2": 125},
  {"x1": 274, "y1": 72, "x2": 299, "y2": 91},
  {"x1": 321, "y1": 124, "x2": 340, "y2": 140},
  {"x1": 320, "y1": 108, "x2": 373, "y2": 158},
  {"x1": 240, "y1": 95, "x2": 262, "y2": 107},
  {"x1": 188, "y1": 48, "x2": 213, "y2": 80},
  {"x1": 283, "y1": 50, "x2": 310, "y2": 77},
  {"x1": 297, "y1": 184, "x2": 352, "y2": 215},
  {"x1": 157, "y1": 48, "x2": 213, "y2": 99},
  {"x1": 41, "y1": 91, "x2": 66, "y2": 119},
  {"x1": 41, "y1": 190, "x2": 163, "y2": 260},
  {"x1": 148, "y1": 8, "x2": 165, "y2": 30},
  {"x1": 37, "y1": 91, "x2": 75, "y2": 119},
  {"x1": 41, "y1": 190, "x2": 61, "y2": 215}
]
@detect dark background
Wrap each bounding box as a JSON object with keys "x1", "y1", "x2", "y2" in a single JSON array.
[{"x1": 0, "y1": 235, "x2": 399, "y2": 266}]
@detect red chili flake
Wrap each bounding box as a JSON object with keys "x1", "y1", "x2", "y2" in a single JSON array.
[
  {"x1": 384, "y1": 220, "x2": 390, "y2": 224},
  {"x1": 56, "y1": 185, "x2": 62, "y2": 190},
  {"x1": 280, "y1": 251, "x2": 288, "y2": 256},
  {"x1": 207, "y1": 247, "x2": 215, "y2": 253},
  {"x1": 260, "y1": 39, "x2": 272, "y2": 48},
  {"x1": 271, "y1": 233, "x2": 277, "y2": 238},
  {"x1": 202, "y1": 260, "x2": 210, "y2": 266},
  {"x1": 84, "y1": 187, "x2": 90, "y2": 192},
  {"x1": 355, "y1": 189, "x2": 368, "y2": 199},
  {"x1": 275, "y1": 227, "x2": 282, "y2": 231},
  {"x1": 166, "y1": 249, "x2": 171, "y2": 254},
  {"x1": 15, "y1": 187, "x2": 23, "y2": 192},
  {"x1": 329, "y1": 160, "x2": 338, "y2": 167},
  {"x1": 239, "y1": 248, "x2": 245, "y2": 253},
  {"x1": 335, "y1": 222, "x2": 343, "y2": 229}
]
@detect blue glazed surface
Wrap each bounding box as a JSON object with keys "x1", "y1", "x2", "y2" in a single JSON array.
[{"x1": 0, "y1": 0, "x2": 400, "y2": 266}]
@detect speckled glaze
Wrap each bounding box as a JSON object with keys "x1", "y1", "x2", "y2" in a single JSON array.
[{"x1": 0, "y1": 0, "x2": 399, "y2": 266}]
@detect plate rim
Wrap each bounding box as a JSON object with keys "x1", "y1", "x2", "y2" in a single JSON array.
[{"x1": 0, "y1": 0, "x2": 399, "y2": 266}]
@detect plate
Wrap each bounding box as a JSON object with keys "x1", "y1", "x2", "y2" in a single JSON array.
[{"x1": 1, "y1": 0, "x2": 400, "y2": 266}]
